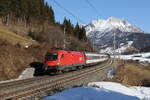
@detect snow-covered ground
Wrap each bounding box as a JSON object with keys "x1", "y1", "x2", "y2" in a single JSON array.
[
  {"x1": 42, "y1": 82, "x2": 150, "y2": 100},
  {"x1": 107, "y1": 69, "x2": 114, "y2": 79},
  {"x1": 117, "y1": 52, "x2": 150, "y2": 64},
  {"x1": 0, "y1": 68, "x2": 34, "y2": 84},
  {"x1": 18, "y1": 68, "x2": 35, "y2": 79},
  {"x1": 101, "y1": 41, "x2": 134, "y2": 54}
]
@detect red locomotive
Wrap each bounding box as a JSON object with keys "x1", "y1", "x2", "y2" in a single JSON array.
[{"x1": 43, "y1": 50, "x2": 109, "y2": 73}]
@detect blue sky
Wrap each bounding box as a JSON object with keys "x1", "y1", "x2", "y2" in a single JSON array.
[{"x1": 46, "y1": 0, "x2": 150, "y2": 33}]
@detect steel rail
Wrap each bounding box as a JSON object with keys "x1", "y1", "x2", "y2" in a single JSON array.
[{"x1": 0, "y1": 59, "x2": 112, "y2": 99}]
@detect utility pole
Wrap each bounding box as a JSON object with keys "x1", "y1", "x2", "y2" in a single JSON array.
[
  {"x1": 114, "y1": 33, "x2": 116, "y2": 55},
  {"x1": 63, "y1": 27, "x2": 66, "y2": 49},
  {"x1": 113, "y1": 32, "x2": 116, "y2": 67},
  {"x1": 93, "y1": 40, "x2": 95, "y2": 50},
  {"x1": 118, "y1": 41, "x2": 120, "y2": 59}
]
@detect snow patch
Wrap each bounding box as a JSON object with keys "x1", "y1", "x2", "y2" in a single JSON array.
[
  {"x1": 116, "y1": 41, "x2": 133, "y2": 53},
  {"x1": 107, "y1": 69, "x2": 114, "y2": 79},
  {"x1": 100, "y1": 41, "x2": 133, "y2": 54},
  {"x1": 118, "y1": 52, "x2": 150, "y2": 64},
  {"x1": 18, "y1": 68, "x2": 35, "y2": 79}
]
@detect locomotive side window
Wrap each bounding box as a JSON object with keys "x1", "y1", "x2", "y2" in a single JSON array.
[
  {"x1": 61, "y1": 54, "x2": 64, "y2": 59},
  {"x1": 46, "y1": 53, "x2": 58, "y2": 61}
]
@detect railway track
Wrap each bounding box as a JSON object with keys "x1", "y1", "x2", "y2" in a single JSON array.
[{"x1": 0, "y1": 59, "x2": 113, "y2": 100}]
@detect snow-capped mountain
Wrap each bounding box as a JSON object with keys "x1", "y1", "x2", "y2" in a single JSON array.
[
  {"x1": 85, "y1": 17, "x2": 144, "y2": 35},
  {"x1": 84, "y1": 17, "x2": 150, "y2": 54}
]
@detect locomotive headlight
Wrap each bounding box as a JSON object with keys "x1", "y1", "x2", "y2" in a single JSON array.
[{"x1": 57, "y1": 61, "x2": 60, "y2": 65}]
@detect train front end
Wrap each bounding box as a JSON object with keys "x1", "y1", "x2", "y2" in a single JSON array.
[{"x1": 43, "y1": 50, "x2": 60, "y2": 72}]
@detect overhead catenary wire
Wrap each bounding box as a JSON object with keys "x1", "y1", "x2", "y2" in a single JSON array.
[
  {"x1": 84, "y1": 0, "x2": 103, "y2": 50},
  {"x1": 85, "y1": 0, "x2": 102, "y2": 18},
  {"x1": 52, "y1": 0, "x2": 85, "y2": 23}
]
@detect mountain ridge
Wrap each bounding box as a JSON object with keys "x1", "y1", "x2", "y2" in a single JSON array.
[{"x1": 84, "y1": 17, "x2": 150, "y2": 54}]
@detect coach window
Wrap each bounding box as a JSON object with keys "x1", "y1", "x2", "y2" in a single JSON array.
[{"x1": 61, "y1": 54, "x2": 64, "y2": 59}]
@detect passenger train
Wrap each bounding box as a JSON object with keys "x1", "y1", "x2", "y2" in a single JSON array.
[{"x1": 43, "y1": 50, "x2": 109, "y2": 73}]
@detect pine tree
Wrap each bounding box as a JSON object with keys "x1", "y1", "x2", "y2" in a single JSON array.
[
  {"x1": 74, "y1": 23, "x2": 80, "y2": 38},
  {"x1": 62, "y1": 18, "x2": 74, "y2": 35},
  {"x1": 0, "y1": 0, "x2": 55, "y2": 25},
  {"x1": 80, "y1": 27, "x2": 87, "y2": 41},
  {"x1": 74, "y1": 23, "x2": 87, "y2": 41},
  {"x1": 0, "y1": 0, "x2": 11, "y2": 16}
]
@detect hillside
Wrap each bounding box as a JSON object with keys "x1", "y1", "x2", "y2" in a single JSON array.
[
  {"x1": 0, "y1": 24, "x2": 61, "y2": 80},
  {"x1": 0, "y1": 24, "x2": 92, "y2": 81},
  {"x1": 0, "y1": 0, "x2": 92, "y2": 81},
  {"x1": 0, "y1": 25, "x2": 39, "y2": 47}
]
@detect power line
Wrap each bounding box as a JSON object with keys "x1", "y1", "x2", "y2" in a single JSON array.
[
  {"x1": 85, "y1": 0, "x2": 102, "y2": 18},
  {"x1": 52, "y1": 0, "x2": 85, "y2": 23}
]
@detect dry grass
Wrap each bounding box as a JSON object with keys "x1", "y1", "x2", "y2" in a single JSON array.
[
  {"x1": 122, "y1": 62, "x2": 150, "y2": 85},
  {"x1": 112, "y1": 61, "x2": 150, "y2": 86},
  {"x1": 0, "y1": 45, "x2": 34, "y2": 81},
  {"x1": 0, "y1": 24, "x2": 40, "y2": 81},
  {"x1": 0, "y1": 40, "x2": 49, "y2": 81},
  {"x1": 0, "y1": 25, "x2": 39, "y2": 46}
]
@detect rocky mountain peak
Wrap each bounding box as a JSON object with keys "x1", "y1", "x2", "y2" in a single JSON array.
[
  {"x1": 84, "y1": 17, "x2": 150, "y2": 54},
  {"x1": 86, "y1": 17, "x2": 144, "y2": 35},
  {"x1": 107, "y1": 17, "x2": 125, "y2": 23}
]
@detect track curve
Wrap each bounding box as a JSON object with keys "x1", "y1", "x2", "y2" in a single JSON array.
[{"x1": 0, "y1": 59, "x2": 113, "y2": 100}]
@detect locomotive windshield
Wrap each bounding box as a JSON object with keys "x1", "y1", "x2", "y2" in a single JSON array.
[{"x1": 46, "y1": 53, "x2": 58, "y2": 61}]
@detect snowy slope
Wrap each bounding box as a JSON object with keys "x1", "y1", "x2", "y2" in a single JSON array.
[
  {"x1": 84, "y1": 17, "x2": 150, "y2": 54},
  {"x1": 117, "y1": 52, "x2": 150, "y2": 64},
  {"x1": 101, "y1": 41, "x2": 134, "y2": 54},
  {"x1": 42, "y1": 82, "x2": 150, "y2": 100}
]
